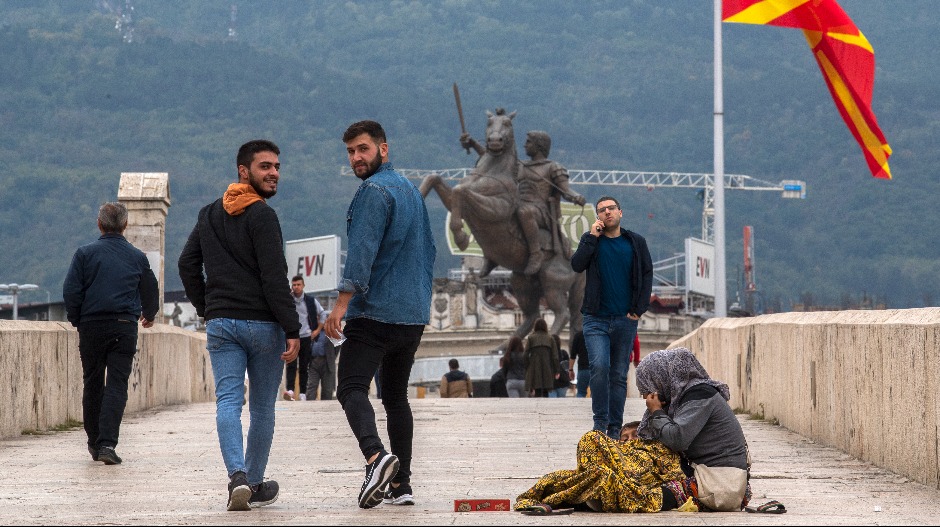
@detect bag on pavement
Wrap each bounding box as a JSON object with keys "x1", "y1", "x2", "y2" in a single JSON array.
[{"x1": 692, "y1": 463, "x2": 748, "y2": 511}]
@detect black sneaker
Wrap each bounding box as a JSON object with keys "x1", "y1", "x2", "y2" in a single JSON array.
[
  {"x1": 227, "y1": 471, "x2": 251, "y2": 512},
  {"x1": 249, "y1": 480, "x2": 279, "y2": 508},
  {"x1": 383, "y1": 483, "x2": 415, "y2": 505},
  {"x1": 88, "y1": 445, "x2": 98, "y2": 461},
  {"x1": 97, "y1": 446, "x2": 122, "y2": 465},
  {"x1": 358, "y1": 451, "x2": 400, "y2": 509}
]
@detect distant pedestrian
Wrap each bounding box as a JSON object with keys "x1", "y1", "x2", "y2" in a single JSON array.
[
  {"x1": 324, "y1": 120, "x2": 435, "y2": 509},
  {"x1": 503, "y1": 336, "x2": 528, "y2": 398},
  {"x1": 489, "y1": 357, "x2": 509, "y2": 398},
  {"x1": 440, "y1": 359, "x2": 473, "y2": 398},
  {"x1": 568, "y1": 330, "x2": 590, "y2": 398},
  {"x1": 307, "y1": 323, "x2": 339, "y2": 400},
  {"x1": 524, "y1": 318, "x2": 559, "y2": 397},
  {"x1": 178, "y1": 139, "x2": 300, "y2": 511},
  {"x1": 632, "y1": 334, "x2": 641, "y2": 368},
  {"x1": 549, "y1": 334, "x2": 570, "y2": 398},
  {"x1": 63, "y1": 202, "x2": 159, "y2": 466},
  {"x1": 284, "y1": 275, "x2": 324, "y2": 401},
  {"x1": 571, "y1": 195, "x2": 652, "y2": 438}
]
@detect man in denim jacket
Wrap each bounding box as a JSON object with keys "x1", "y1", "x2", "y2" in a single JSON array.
[{"x1": 325, "y1": 120, "x2": 435, "y2": 509}]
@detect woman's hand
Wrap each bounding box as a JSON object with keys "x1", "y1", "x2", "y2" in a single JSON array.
[{"x1": 644, "y1": 392, "x2": 663, "y2": 413}]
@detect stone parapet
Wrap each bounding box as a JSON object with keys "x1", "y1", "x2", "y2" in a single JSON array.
[
  {"x1": 669, "y1": 307, "x2": 940, "y2": 489},
  {"x1": 0, "y1": 321, "x2": 211, "y2": 439}
]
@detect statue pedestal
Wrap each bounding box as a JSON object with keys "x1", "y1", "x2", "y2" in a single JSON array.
[{"x1": 464, "y1": 314, "x2": 478, "y2": 329}]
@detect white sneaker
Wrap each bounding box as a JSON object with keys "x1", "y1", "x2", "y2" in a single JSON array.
[
  {"x1": 298, "y1": 393, "x2": 307, "y2": 401},
  {"x1": 283, "y1": 390, "x2": 295, "y2": 401}
]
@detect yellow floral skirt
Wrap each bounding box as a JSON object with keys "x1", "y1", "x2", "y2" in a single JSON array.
[{"x1": 514, "y1": 430, "x2": 685, "y2": 513}]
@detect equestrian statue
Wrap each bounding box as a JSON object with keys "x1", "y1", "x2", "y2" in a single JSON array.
[{"x1": 420, "y1": 106, "x2": 587, "y2": 343}]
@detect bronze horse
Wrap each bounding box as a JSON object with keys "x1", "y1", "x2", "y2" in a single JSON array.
[{"x1": 420, "y1": 109, "x2": 584, "y2": 343}]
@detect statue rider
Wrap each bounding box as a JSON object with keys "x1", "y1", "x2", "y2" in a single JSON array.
[
  {"x1": 517, "y1": 131, "x2": 586, "y2": 274},
  {"x1": 460, "y1": 128, "x2": 586, "y2": 275}
]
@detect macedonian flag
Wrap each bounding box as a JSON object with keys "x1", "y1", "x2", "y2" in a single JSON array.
[{"x1": 723, "y1": 0, "x2": 892, "y2": 179}]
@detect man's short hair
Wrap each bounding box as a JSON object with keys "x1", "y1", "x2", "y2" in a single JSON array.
[
  {"x1": 527, "y1": 130, "x2": 551, "y2": 157},
  {"x1": 595, "y1": 195, "x2": 621, "y2": 210},
  {"x1": 449, "y1": 358, "x2": 459, "y2": 370},
  {"x1": 237, "y1": 139, "x2": 280, "y2": 171},
  {"x1": 291, "y1": 275, "x2": 304, "y2": 283},
  {"x1": 343, "y1": 120, "x2": 387, "y2": 144},
  {"x1": 98, "y1": 202, "x2": 128, "y2": 234}
]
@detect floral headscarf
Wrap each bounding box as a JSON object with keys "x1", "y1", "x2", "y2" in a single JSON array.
[{"x1": 635, "y1": 347, "x2": 730, "y2": 440}]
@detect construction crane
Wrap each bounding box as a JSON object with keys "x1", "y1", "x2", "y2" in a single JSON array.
[{"x1": 340, "y1": 166, "x2": 806, "y2": 243}]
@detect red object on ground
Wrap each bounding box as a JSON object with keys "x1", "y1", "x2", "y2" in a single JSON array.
[{"x1": 454, "y1": 499, "x2": 512, "y2": 512}]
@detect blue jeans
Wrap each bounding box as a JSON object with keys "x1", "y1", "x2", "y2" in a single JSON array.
[
  {"x1": 548, "y1": 386, "x2": 569, "y2": 398},
  {"x1": 583, "y1": 314, "x2": 638, "y2": 437},
  {"x1": 206, "y1": 318, "x2": 285, "y2": 485}
]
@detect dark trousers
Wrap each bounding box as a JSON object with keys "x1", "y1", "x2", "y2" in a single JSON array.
[
  {"x1": 285, "y1": 335, "x2": 312, "y2": 394},
  {"x1": 78, "y1": 320, "x2": 139, "y2": 450},
  {"x1": 307, "y1": 354, "x2": 335, "y2": 400},
  {"x1": 337, "y1": 318, "x2": 423, "y2": 485}
]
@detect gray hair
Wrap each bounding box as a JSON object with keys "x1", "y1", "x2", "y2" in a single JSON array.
[{"x1": 98, "y1": 202, "x2": 128, "y2": 234}]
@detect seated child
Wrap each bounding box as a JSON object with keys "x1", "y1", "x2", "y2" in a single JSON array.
[{"x1": 620, "y1": 420, "x2": 641, "y2": 442}]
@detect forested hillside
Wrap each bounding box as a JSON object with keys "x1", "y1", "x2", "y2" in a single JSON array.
[{"x1": 1, "y1": 0, "x2": 937, "y2": 310}]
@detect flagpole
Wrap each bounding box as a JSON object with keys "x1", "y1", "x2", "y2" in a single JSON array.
[{"x1": 713, "y1": 0, "x2": 727, "y2": 317}]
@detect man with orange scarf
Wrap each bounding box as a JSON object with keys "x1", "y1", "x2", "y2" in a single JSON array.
[{"x1": 179, "y1": 139, "x2": 300, "y2": 512}]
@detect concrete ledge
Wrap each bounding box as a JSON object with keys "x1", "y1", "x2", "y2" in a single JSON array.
[
  {"x1": 669, "y1": 307, "x2": 940, "y2": 489},
  {"x1": 0, "y1": 321, "x2": 211, "y2": 439}
]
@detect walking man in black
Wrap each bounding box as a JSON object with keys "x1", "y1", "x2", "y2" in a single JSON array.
[{"x1": 63, "y1": 201, "x2": 159, "y2": 465}]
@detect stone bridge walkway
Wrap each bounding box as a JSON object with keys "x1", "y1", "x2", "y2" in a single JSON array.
[{"x1": 1, "y1": 397, "x2": 938, "y2": 525}]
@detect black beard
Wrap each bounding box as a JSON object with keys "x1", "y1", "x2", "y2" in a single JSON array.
[
  {"x1": 354, "y1": 152, "x2": 383, "y2": 180},
  {"x1": 248, "y1": 170, "x2": 276, "y2": 198}
]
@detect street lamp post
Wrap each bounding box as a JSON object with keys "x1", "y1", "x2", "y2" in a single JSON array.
[{"x1": 0, "y1": 283, "x2": 39, "y2": 320}]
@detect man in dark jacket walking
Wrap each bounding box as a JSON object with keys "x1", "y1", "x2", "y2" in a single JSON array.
[
  {"x1": 571, "y1": 195, "x2": 653, "y2": 439},
  {"x1": 63, "y1": 201, "x2": 159, "y2": 466},
  {"x1": 178, "y1": 139, "x2": 300, "y2": 512}
]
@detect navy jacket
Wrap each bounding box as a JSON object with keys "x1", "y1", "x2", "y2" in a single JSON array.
[
  {"x1": 63, "y1": 233, "x2": 159, "y2": 327},
  {"x1": 570, "y1": 227, "x2": 653, "y2": 317}
]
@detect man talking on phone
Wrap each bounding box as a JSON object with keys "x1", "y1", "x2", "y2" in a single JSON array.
[{"x1": 571, "y1": 196, "x2": 653, "y2": 439}]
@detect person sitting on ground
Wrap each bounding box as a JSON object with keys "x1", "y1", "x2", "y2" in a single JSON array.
[
  {"x1": 440, "y1": 359, "x2": 473, "y2": 398},
  {"x1": 635, "y1": 347, "x2": 752, "y2": 511},
  {"x1": 514, "y1": 427, "x2": 684, "y2": 513}
]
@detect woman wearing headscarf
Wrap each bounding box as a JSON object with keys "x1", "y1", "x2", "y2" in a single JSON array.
[{"x1": 635, "y1": 347, "x2": 751, "y2": 511}]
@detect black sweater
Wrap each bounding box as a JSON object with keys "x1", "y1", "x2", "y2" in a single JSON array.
[
  {"x1": 178, "y1": 198, "x2": 300, "y2": 338},
  {"x1": 570, "y1": 227, "x2": 653, "y2": 317}
]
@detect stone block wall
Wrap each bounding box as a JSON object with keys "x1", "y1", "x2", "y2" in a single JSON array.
[
  {"x1": 669, "y1": 308, "x2": 940, "y2": 489},
  {"x1": 0, "y1": 321, "x2": 211, "y2": 439}
]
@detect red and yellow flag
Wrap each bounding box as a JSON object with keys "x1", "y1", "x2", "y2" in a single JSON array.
[{"x1": 723, "y1": 0, "x2": 892, "y2": 179}]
